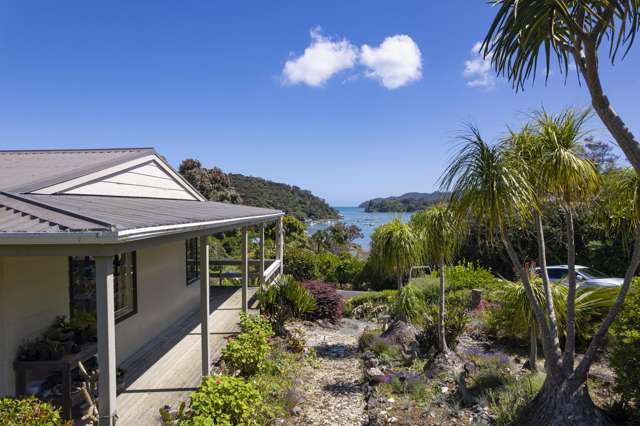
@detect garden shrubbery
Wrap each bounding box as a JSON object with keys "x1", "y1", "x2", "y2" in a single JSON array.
[
  {"x1": 257, "y1": 275, "x2": 315, "y2": 336},
  {"x1": 221, "y1": 315, "x2": 272, "y2": 376},
  {"x1": 417, "y1": 304, "x2": 470, "y2": 352},
  {"x1": 303, "y1": 281, "x2": 344, "y2": 322},
  {"x1": 0, "y1": 397, "x2": 62, "y2": 426},
  {"x1": 610, "y1": 283, "x2": 640, "y2": 414},
  {"x1": 186, "y1": 375, "x2": 262, "y2": 426}
]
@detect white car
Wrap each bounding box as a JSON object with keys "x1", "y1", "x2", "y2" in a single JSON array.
[{"x1": 539, "y1": 265, "x2": 623, "y2": 289}]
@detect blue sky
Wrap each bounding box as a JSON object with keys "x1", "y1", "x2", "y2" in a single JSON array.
[{"x1": 1, "y1": 1, "x2": 639, "y2": 206}]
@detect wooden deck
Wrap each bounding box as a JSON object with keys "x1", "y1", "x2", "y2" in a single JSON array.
[{"x1": 115, "y1": 286, "x2": 259, "y2": 426}]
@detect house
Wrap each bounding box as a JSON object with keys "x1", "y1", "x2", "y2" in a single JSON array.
[{"x1": 0, "y1": 148, "x2": 284, "y2": 425}]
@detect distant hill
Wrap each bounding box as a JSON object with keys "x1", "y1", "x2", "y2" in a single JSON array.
[
  {"x1": 178, "y1": 158, "x2": 339, "y2": 221},
  {"x1": 359, "y1": 192, "x2": 449, "y2": 212},
  {"x1": 229, "y1": 174, "x2": 339, "y2": 221}
]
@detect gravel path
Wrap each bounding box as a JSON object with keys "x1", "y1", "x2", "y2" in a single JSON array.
[{"x1": 287, "y1": 318, "x2": 373, "y2": 426}]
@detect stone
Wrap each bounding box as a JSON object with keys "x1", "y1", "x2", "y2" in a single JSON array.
[
  {"x1": 366, "y1": 367, "x2": 386, "y2": 384},
  {"x1": 388, "y1": 416, "x2": 398, "y2": 423},
  {"x1": 441, "y1": 386, "x2": 449, "y2": 394},
  {"x1": 380, "y1": 320, "x2": 419, "y2": 348},
  {"x1": 291, "y1": 406, "x2": 302, "y2": 416},
  {"x1": 365, "y1": 357, "x2": 379, "y2": 368},
  {"x1": 470, "y1": 288, "x2": 483, "y2": 309}
]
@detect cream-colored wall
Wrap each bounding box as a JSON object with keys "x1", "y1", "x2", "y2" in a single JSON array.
[
  {"x1": 115, "y1": 240, "x2": 200, "y2": 362},
  {"x1": 0, "y1": 256, "x2": 69, "y2": 396},
  {"x1": 0, "y1": 240, "x2": 200, "y2": 396}
]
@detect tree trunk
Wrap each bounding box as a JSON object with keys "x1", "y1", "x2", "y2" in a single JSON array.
[
  {"x1": 438, "y1": 257, "x2": 449, "y2": 353},
  {"x1": 499, "y1": 226, "x2": 562, "y2": 374},
  {"x1": 520, "y1": 378, "x2": 612, "y2": 426},
  {"x1": 533, "y1": 210, "x2": 561, "y2": 350},
  {"x1": 576, "y1": 40, "x2": 640, "y2": 175},
  {"x1": 564, "y1": 207, "x2": 577, "y2": 371},
  {"x1": 573, "y1": 225, "x2": 640, "y2": 383},
  {"x1": 396, "y1": 274, "x2": 403, "y2": 290},
  {"x1": 528, "y1": 324, "x2": 538, "y2": 372}
]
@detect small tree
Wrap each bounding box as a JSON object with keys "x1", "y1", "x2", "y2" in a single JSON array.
[
  {"x1": 410, "y1": 204, "x2": 465, "y2": 353},
  {"x1": 370, "y1": 219, "x2": 422, "y2": 290}
]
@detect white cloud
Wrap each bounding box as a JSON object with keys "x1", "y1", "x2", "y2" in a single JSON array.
[
  {"x1": 360, "y1": 35, "x2": 422, "y2": 90},
  {"x1": 282, "y1": 27, "x2": 358, "y2": 87},
  {"x1": 463, "y1": 42, "x2": 495, "y2": 89}
]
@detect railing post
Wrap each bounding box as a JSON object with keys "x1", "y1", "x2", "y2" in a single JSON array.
[
  {"x1": 241, "y1": 226, "x2": 249, "y2": 312},
  {"x1": 200, "y1": 236, "x2": 210, "y2": 377},
  {"x1": 276, "y1": 216, "x2": 284, "y2": 276},
  {"x1": 95, "y1": 256, "x2": 117, "y2": 426},
  {"x1": 259, "y1": 224, "x2": 265, "y2": 287}
]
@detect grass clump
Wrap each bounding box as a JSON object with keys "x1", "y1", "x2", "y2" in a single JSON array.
[{"x1": 487, "y1": 373, "x2": 545, "y2": 426}]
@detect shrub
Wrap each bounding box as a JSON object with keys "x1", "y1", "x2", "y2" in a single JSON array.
[
  {"x1": 303, "y1": 281, "x2": 344, "y2": 322},
  {"x1": 315, "y1": 251, "x2": 340, "y2": 283},
  {"x1": 393, "y1": 284, "x2": 426, "y2": 324},
  {"x1": 283, "y1": 248, "x2": 318, "y2": 281},
  {"x1": 417, "y1": 304, "x2": 469, "y2": 352},
  {"x1": 239, "y1": 313, "x2": 273, "y2": 338},
  {"x1": 221, "y1": 329, "x2": 271, "y2": 376},
  {"x1": 0, "y1": 396, "x2": 62, "y2": 426},
  {"x1": 187, "y1": 375, "x2": 262, "y2": 426},
  {"x1": 610, "y1": 284, "x2": 640, "y2": 410},
  {"x1": 435, "y1": 262, "x2": 497, "y2": 292},
  {"x1": 487, "y1": 373, "x2": 546, "y2": 426},
  {"x1": 257, "y1": 275, "x2": 316, "y2": 335},
  {"x1": 335, "y1": 253, "x2": 366, "y2": 285},
  {"x1": 345, "y1": 290, "x2": 397, "y2": 313}
]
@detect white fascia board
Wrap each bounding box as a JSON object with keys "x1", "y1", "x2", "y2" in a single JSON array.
[{"x1": 31, "y1": 155, "x2": 206, "y2": 202}]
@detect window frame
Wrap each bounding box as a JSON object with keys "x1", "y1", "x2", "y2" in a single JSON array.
[
  {"x1": 68, "y1": 252, "x2": 138, "y2": 324},
  {"x1": 185, "y1": 237, "x2": 201, "y2": 286}
]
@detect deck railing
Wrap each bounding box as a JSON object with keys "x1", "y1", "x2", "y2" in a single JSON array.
[{"x1": 209, "y1": 258, "x2": 281, "y2": 285}]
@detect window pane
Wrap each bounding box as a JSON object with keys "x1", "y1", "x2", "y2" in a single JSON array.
[{"x1": 186, "y1": 238, "x2": 200, "y2": 285}]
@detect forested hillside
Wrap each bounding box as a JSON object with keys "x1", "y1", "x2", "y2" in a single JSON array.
[
  {"x1": 359, "y1": 191, "x2": 449, "y2": 212},
  {"x1": 178, "y1": 159, "x2": 339, "y2": 220},
  {"x1": 229, "y1": 174, "x2": 339, "y2": 220}
]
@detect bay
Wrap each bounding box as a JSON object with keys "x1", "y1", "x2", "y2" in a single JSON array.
[{"x1": 306, "y1": 206, "x2": 414, "y2": 251}]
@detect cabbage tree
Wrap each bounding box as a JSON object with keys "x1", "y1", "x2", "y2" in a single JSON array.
[{"x1": 370, "y1": 219, "x2": 422, "y2": 290}]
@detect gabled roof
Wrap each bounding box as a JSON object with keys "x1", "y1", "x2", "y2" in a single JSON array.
[
  {"x1": 0, "y1": 148, "x2": 156, "y2": 192},
  {"x1": 0, "y1": 147, "x2": 284, "y2": 244}
]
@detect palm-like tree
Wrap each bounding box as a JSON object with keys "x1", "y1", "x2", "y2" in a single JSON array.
[
  {"x1": 440, "y1": 126, "x2": 570, "y2": 406},
  {"x1": 482, "y1": 1, "x2": 640, "y2": 175},
  {"x1": 410, "y1": 204, "x2": 465, "y2": 352},
  {"x1": 534, "y1": 108, "x2": 601, "y2": 371},
  {"x1": 370, "y1": 218, "x2": 422, "y2": 290}
]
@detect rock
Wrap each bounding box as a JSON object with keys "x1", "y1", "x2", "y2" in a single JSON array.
[
  {"x1": 291, "y1": 405, "x2": 302, "y2": 416},
  {"x1": 464, "y1": 361, "x2": 477, "y2": 375},
  {"x1": 363, "y1": 351, "x2": 377, "y2": 360},
  {"x1": 441, "y1": 386, "x2": 449, "y2": 394},
  {"x1": 470, "y1": 289, "x2": 483, "y2": 309},
  {"x1": 387, "y1": 397, "x2": 395, "y2": 403},
  {"x1": 366, "y1": 367, "x2": 386, "y2": 384},
  {"x1": 365, "y1": 357, "x2": 379, "y2": 368},
  {"x1": 388, "y1": 416, "x2": 398, "y2": 423},
  {"x1": 380, "y1": 320, "x2": 419, "y2": 348}
]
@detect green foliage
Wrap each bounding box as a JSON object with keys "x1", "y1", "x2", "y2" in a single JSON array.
[
  {"x1": 179, "y1": 159, "x2": 242, "y2": 203},
  {"x1": 221, "y1": 327, "x2": 271, "y2": 377},
  {"x1": 228, "y1": 173, "x2": 339, "y2": 221},
  {"x1": 315, "y1": 251, "x2": 340, "y2": 283},
  {"x1": 610, "y1": 284, "x2": 640, "y2": 409},
  {"x1": 186, "y1": 375, "x2": 261, "y2": 426},
  {"x1": 361, "y1": 192, "x2": 448, "y2": 212},
  {"x1": 435, "y1": 262, "x2": 497, "y2": 291},
  {"x1": 417, "y1": 304, "x2": 469, "y2": 351},
  {"x1": 370, "y1": 218, "x2": 423, "y2": 288},
  {"x1": 358, "y1": 330, "x2": 403, "y2": 363},
  {"x1": 0, "y1": 397, "x2": 62, "y2": 426},
  {"x1": 239, "y1": 313, "x2": 273, "y2": 339},
  {"x1": 283, "y1": 247, "x2": 319, "y2": 281},
  {"x1": 393, "y1": 284, "x2": 426, "y2": 324},
  {"x1": 482, "y1": 0, "x2": 640, "y2": 90},
  {"x1": 335, "y1": 253, "x2": 365, "y2": 284},
  {"x1": 488, "y1": 374, "x2": 546, "y2": 426},
  {"x1": 410, "y1": 204, "x2": 464, "y2": 265},
  {"x1": 344, "y1": 290, "x2": 396, "y2": 320},
  {"x1": 257, "y1": 275, "x2": 316, "y2": 336}
]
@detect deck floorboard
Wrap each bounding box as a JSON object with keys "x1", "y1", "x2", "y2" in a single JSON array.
[{"x1": 115, "y1": 286, "x2": 258, "y2": 426}]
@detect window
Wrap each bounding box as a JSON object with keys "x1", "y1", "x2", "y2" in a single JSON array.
[
  {"x1": 69, "y1": 252, "x2": 138, "y2": 323},
  {"x1": 547, "y1": 268, "x2": 567, "y2": 280},
  {"x1": 185, "y1": 238, "x2": 200, "y2": 285}
]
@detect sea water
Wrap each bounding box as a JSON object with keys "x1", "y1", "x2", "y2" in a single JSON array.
[{"x1": 306, "y1": 206, "x2": 413, "y2": 251}]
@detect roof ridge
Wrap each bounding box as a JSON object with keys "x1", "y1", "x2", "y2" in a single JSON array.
[{"x1": 0, "y1": 147, "x2": 154, "y2": 154}]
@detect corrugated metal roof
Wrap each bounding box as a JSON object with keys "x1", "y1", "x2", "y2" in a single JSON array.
[
  {"x1": 0, "y1": 193, "x2": 281, "y2": 236},
  {"x1": 0, "y1": 148, "x2": 155, "y2": 192}
]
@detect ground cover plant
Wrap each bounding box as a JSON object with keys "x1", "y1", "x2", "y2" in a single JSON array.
[{"x1": 0, "y1": 396, "x2": 63, "y2": 426}]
